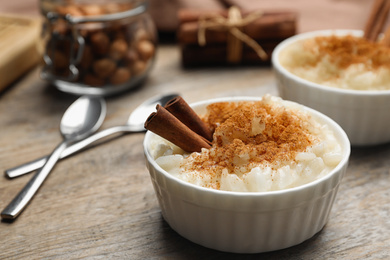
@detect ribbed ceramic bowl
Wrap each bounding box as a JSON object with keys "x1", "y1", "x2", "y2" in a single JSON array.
[
  {"x1": 143, "y1": 97, "x2": 350, "y2": 253},
  {"x1": 272, "y1": 29, "x2": 390, "y2": 146}
]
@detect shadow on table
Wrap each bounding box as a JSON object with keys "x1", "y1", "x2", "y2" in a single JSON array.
[
  {"x1": 157, "y1": 215, "x2": 324, "y2": 259},
  {"x1": 349, "y1": 142, "x2": 390, "y2": 170},
  {"x1": 351, "y1": 141, "x2": 390, "y2": 157}
]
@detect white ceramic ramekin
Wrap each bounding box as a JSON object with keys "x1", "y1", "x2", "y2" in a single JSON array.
[
  {"x1": 272, "y1": 29, "x2": 390, "y2": 146},
  {"x1": 143, "y1": 97, "x2": 350, "y2": 253}
]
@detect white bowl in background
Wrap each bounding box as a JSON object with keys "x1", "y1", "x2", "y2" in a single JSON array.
[
  {"x1": 272, "y1": 29, "x2": 390, "y2": 146},
  {"x1": 143, "y1": 97, "x2": 350, "y2": 253}
]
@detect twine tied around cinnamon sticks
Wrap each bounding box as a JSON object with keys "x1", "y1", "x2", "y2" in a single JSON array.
[
  {"x1": 197, "y1": 6, "x2": 268, "y2": 63},
  {"x1": 144, "y1": 96, "x2": 213, "y2": 153}
]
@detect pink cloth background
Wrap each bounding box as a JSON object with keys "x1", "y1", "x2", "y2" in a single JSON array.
[
  {"x1": 148, "y1": 0, "x2": 380, "y2": 33},
  {"x1": 0, "y1": 0, "x2": 386, "y2": 33},
  {"x1": 225, "y1": 0, "x2": 376, "y2": 32}
]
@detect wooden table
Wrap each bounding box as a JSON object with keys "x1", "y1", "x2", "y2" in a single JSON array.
[{"x1": 0, "y1": 44, "x2": 389, "y2": 259}]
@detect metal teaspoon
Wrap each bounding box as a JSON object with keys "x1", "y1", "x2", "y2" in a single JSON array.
[
  {"x1": 5, "y1": 93, "x2": 178, "y2": 179},
  {"x1": 1, "y1": 96, "x2": 106, "y2": 220}
]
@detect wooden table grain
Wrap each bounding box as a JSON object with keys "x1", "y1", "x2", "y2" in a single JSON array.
[{"x1": 0, "y1": 45, "x2": 389, "y2": 259}]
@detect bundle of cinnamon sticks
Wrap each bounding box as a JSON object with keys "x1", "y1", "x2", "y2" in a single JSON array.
[
  {"x1": 177, "y1": 7, "x2": 297, "y2": 67},
  {"x1": 145, "y1": 96, "x2": 213, "y2": 153},
  {"x1": 364, "y1": 0, "x2": 390, "y2": 45}
]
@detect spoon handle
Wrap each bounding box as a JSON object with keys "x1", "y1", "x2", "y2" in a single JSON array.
[
  {"x1": 5, "y1": 125, "x2": 134, "y2": 179},
  {"x1": 1, "y1": 142, "x2": 68, "y2": 220}
]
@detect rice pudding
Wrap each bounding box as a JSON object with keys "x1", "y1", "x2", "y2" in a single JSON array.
[
  {"x1": 279, "y1": 35, "x2": 390, "y2": 91},
  {"x1": 149, "y1": 95, "x2": 343, "y2": 192}
]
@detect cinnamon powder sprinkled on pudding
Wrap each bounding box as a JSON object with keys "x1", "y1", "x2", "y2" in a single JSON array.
[
  {"x1": 279, "y1": 34, "x2": 390, "y2": 90},
  {"x1": 182, "y1": 101, "x2": 314, "y2": 185},
  {"x1": 151, "y1": 96, "x2": 343, "y2": 192},
  {"x1": 308, "y1": 35, "x2": 390, "y2": 70}
]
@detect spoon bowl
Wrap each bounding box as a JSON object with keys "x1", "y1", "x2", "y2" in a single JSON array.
[
  {"x1": 1, "y1": 96, "x2": 106, "y2": 220},
  {"x1": 5, "y1": 93, "x2": 179, "y2": 178},
  {"x1": 126, "y1": 94, "x2": 180, "y2": 131},
  {"x1": 61, "y1": 96, "x2": 106, "y2": 140}
]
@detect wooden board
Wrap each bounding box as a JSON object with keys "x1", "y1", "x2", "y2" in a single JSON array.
[{"x1": 0, "y1": 15, "x2": 41, "y2": 92}]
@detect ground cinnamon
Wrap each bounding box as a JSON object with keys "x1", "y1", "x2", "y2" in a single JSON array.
[
  {"x1": 382, "y1": 26, "x2": 390, "y2": 46},
  {"x1": 181, "y1": 100, "x2": 313, "y2": 178},
  {"x1": 311, "y1": 35, "x2": 390, "y2": 70},
  {"x1": 164, "y1": 96, "x2": 213, "y2": 141},
  {"x1": 144, "y1": 104, "x2": 212, "y2": 153}
]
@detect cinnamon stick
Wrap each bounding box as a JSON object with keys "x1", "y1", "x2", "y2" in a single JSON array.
[
  {"x1": 178, "y1": 9, "x2": 297, "y2": 44},
  {"x1": 164, "y1": 96, "x2": 213, "y2": 141},
  {"x1": 144, "y1": 105, "x2": 212, "y2": 153},
  {"x1": 364, "y1": 0, "x2": 390, "y2": 41},
  {"x1": 181, "y1": 42, "x2": 277, "y2": 67}
]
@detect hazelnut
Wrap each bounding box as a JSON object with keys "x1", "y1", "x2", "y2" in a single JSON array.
[
  {"x1": 110, "y1": 67, "x2": 131, "y2": 85},
  {"x1": 114, "y1": 30, "x2": 126, "y2": 40},
  {"x1": 103, "y1": 3, "x2": 122, "y2": 14},
  {"x1": 54, "y1": 69, "x2": 73, "y2": 78},
  {"x1": 52, "y1": 18, "x2": 69, "y2": 35},
  {"x1": 124, "y1": 49, "x2": 139, "y2": 65},
  {"x1": 78, "y1": 29, "x2": 89, "y2": 38},
  {"x1": 47, "y1": 2, "x2": 154, "y2": 89},
  {"x1": 79, "y1": 4, "x2": 104, "y2": 16},
  {"x1": 118, "y1": 3, "x2": 134, "y2": 12},
  {"x1": 52, "y1": 50, "x2": 69, "y2": 70},
  {"x1": 79, "y1": 46, "x2": 93, "y2": 69},
  {"x1": 93, "y1": 58, "x2": 117, "y2": 79},
  {"x1": 109, "y1": 21, "x2": 125, "y2": 32},
  {"x1": 136, "y1": 40, "x2": 155, "y2": 61},
  {"x1": 84, "y1": 74, "x2": 105, "y2": 87},
  {"x1": 90, "y1": 31, "x2": 110, "y2": 55},
  {"x1": 135, "y1": 29, "x2": 149, "y2": 42},
  {"x1": 132, "y1": 60, "x2": 146, "y2": 75},
  {"x1": 109, "y1": 38, "x2": 128, "y2": 61},
  {"x1": 59, "y1": 5, "x2": 84, "y2": 17}
]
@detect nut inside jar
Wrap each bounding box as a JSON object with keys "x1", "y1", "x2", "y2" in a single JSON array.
[{"x1": 41, "y1": 1, "x2": 156, "y2": 95}]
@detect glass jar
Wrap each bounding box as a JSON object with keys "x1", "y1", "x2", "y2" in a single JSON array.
[{"x1": 40, "y1": 0, "x2": 157, "y2": 96}]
